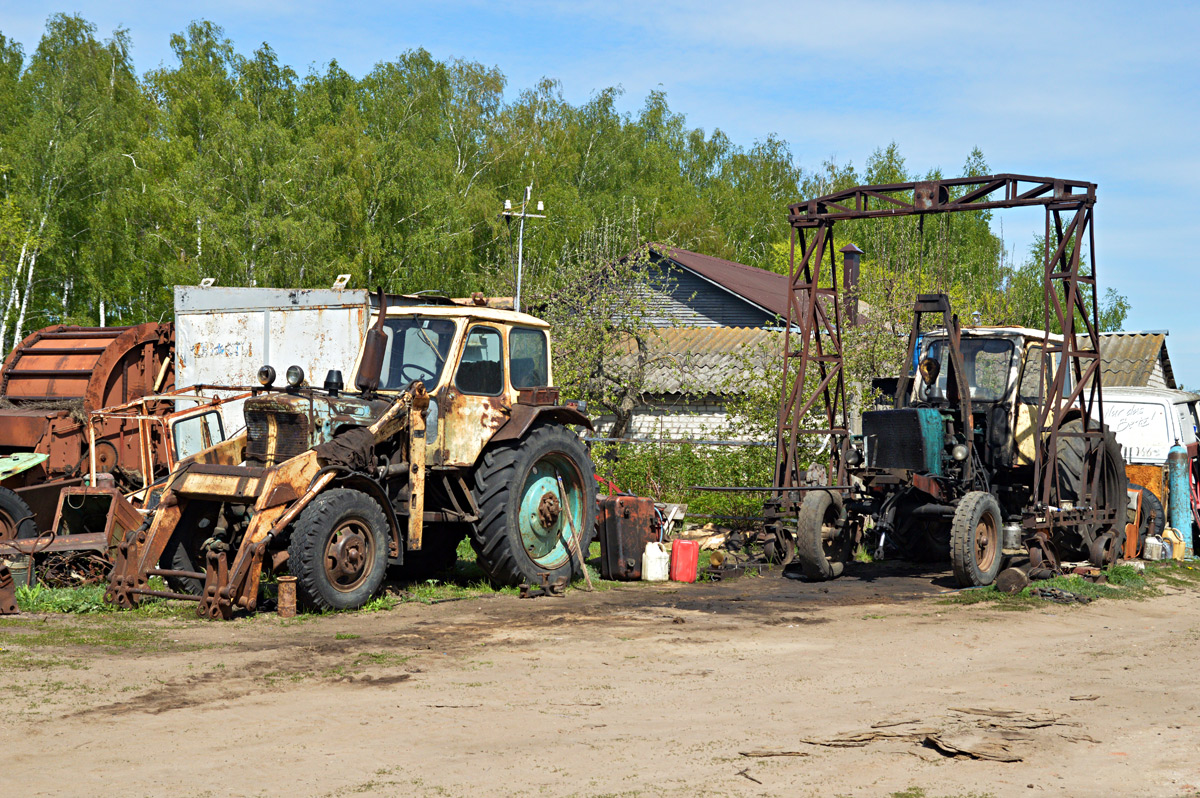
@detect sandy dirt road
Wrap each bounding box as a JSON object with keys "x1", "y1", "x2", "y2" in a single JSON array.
[{"x1": 2, "y1": 564, "x2": 1199, "y2": 797}]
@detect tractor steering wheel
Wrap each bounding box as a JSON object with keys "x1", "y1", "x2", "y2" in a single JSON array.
[{"x1": 398, "y1": 362, "x2": 438, "y2": 385}]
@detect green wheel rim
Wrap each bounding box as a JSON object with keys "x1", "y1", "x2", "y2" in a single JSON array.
[{"x1": 517, "y1": 452, "x2": 584, "y2": 570}]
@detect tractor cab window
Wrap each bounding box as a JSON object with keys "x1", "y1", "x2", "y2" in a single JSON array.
[
  {"x1": 172, "y1": 410, "x2": 225, "y2": 461},
  {"x1": 1019, "y1": 346, "x2": 1047, "y2": 403},
  {"x1": 1018, "y1": 344, "x2": 1072, "y2": 404},
  {"x1": 379, "y1": 316, "x2": 458, "y2": 391},
  {"x1": 509, "y1": 327, "x2": 549, "y2": 389},
  {"x1": 922, "y1": 338, "x2": 1015, "y2": 403},
  {"x1": 455, "y1": 326, "x2": 504, "y2": 396}
]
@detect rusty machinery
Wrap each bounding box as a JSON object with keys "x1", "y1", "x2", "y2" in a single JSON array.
[
  {"x1": 0, "y1": 386, "x2": 257, "y2": 609},
  {"x1": 768, "y1": 174, "x2": 1125, "y2": 580},
  {"x1": 0, "y1": 323, "x2": 174, "y2": 540},
  {"x1": 106, "y1": 294, "x2": 596, "y2": 618}
]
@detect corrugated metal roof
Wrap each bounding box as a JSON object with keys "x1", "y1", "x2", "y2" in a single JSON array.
[
  {"x1": 610, "y1": 326, "x2": 780, "y2": 394},
  {"x1": 1078, "y1": 332, "x2": 1176, "y2": 389}
]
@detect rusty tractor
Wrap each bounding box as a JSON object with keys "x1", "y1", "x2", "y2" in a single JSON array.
[
  {"x1": 791, "y1": 293, "x2": 1127, "y2": 587},
  {"x1": 106, "y1": 293, "x2": 596, "y2": 617}
]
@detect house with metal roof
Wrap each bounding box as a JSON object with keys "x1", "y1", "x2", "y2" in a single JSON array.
[
  {"x1": 1092, "y1": 332, "x2": 1177, "y2": 389},
  {"x1": 596, "y1": 244, "x2": 797, "y2": 440},
  {"x1": 638, "y1": 245, "x2": 790, "y2": 328}
]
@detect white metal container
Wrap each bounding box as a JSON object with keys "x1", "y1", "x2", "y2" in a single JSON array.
[
  {"x1": 174, "y1": 286, "x2": 373, "y2": 431},
  {"x1": 643, "y1": 542, "x2": 670, "y2": 581}
]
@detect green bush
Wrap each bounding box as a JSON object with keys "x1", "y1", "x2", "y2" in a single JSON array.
[{"x1": 591, "y1": 439, "x2": 772, "y2": 523}]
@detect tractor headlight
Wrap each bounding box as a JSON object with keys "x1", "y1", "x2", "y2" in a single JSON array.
[
  {"x1": 845, "y1": 447, "x2": 864, "y2": 467},
  {"x1": 285, "y1": 365, "x2": 305, "y2": 388},
  {"x1": 951, "y1": 443, "x2": 969, "y2": 461},
  {"x1": 257, "y1": 365, "x2": 276, "y2": 387}
]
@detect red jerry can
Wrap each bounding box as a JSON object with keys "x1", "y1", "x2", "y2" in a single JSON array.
[{"x1": 670, "y1": 539, "x2": 700, "y2": 583}]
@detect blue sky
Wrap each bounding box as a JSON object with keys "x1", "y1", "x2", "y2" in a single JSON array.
[{"x1": 3, "y1": 1, "x2": 1198, "y2": 386}]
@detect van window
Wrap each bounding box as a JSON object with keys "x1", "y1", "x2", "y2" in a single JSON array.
[
  {"x1": 1175, "y1": 402, "x2": 1199, "y2": 445},
  {"x1": 510, "y1": 328, "x2": 549, "y2": 389},
  {"x1": 455, "y1": 326, "x2": 504, "y2": 395}
]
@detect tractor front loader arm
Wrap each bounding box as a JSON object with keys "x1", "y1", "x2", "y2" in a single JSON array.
[
  {"x1": 211, "y1": 385, "x2": 427, "y2": 617},
  {"x1": 106, "y1": 386, "x2": 426, "y2": 618}
]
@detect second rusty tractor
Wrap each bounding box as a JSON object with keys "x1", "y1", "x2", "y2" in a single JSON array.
[
  {"x1": 790, "y1": 294, "x2": 1128, "y2": 587},
  {"x1": 107, "y1": 294, "x2": 596, "y2": 617}
]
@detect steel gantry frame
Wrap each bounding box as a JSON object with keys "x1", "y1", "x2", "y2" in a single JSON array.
[{"x1": 769, "y1": 174, "x2": 1111, "y2": 563}]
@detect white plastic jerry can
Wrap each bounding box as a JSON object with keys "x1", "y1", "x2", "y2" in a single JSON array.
[{"x1": 642, "y1": 542, "x2": 670, "y2": 581}]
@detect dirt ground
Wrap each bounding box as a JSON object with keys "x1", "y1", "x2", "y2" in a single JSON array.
[{"x1": 3, "y1": 563, "x2": 1199, "y2": 798}]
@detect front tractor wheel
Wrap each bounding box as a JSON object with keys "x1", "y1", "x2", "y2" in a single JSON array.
[
  {"x1": 470, "y1": 425, "x2": 597, "y2": 587},
  {"x1": 795, "y1": 490, "x2": 849, "y2": 581},
  {"x1": 950, "y1": 491, "x2": 1004, "y2": 587},
  {"x1": 0, "y1": 486, "x2": 37, "y2": 543},
  {"x1": 287, "y1": 488, "x2": 389, "y2": 611}
]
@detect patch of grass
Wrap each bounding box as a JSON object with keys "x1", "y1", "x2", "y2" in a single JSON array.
[
  {"x1": 335, "y1": 632, "x2": 361, "y2": 640},
  {"x1": 14, "y1": 576, "x2": 193, "y2": 619},
  {"x1": 353, "y1": 651, "x2": 413, "y2": 668},
  {"x1": 1145, "y1": 560, "x2": 1200, "y2": 588},
  {"x1": 16, "y1": 583, "x2": 109, "y2": 614},
  {"x1": 0, "y1": 615, "x2": 184, "y2": 653},
  {"x1": 359, "y1": 594, "x2": 399, "y2": 612},
  {"x1": 945, "y1": 562, "x2": 1158, "y2": 607}
]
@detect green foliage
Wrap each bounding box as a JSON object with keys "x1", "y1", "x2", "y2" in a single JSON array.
[
  {"x1": 16, "y1": 582, "x2": 109, "y2": 613},
  {"x1": 593, "y1": 440, "x2": 770, "y2": 521}
]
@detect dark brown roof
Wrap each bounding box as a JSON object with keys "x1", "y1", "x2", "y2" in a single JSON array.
[{"x1": 650, "y1": 244, "x2": 790, "y2": 320}]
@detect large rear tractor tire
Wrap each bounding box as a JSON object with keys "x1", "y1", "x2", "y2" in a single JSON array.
[
  {"x1": 950, "y1": 491, "x2": 1004, "y2": 587},
  {"x1": 469, "y1": 425, "x2": 596, "y2": 587},
  {"x1": 161, "y1": 526, "x2": 206, "y2": 596},
  {"x1": 1056, "y1": 419, "x2": 1129, "y2": 558},
  {"x1": 0, "y1": 486, "x2": 37, "y2": 543},
  {"x1": 794, "y1": 490, "x2": 849, "y2": 581},
  {"x1": 287, "y1": 489, "x2": 389, "y2": 611},
  {"x1": 1128, "y1": 482, "x2": 1165, "y2": 546}
]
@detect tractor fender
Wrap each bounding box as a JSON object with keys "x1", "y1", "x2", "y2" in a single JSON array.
[
  {"x1": 331, "y1": 473, "x2": 405, "y2": 564},
  {"x1": 491, "y1": 405, "x2": 593, "y2": 445},
  {"x1": 0, "y1": 452, "x2": 49, "y2": 485}
]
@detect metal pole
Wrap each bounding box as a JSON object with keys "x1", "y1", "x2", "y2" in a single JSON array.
[{"x1": 515, "y1": 183, "x2": 531, "y2": 313}]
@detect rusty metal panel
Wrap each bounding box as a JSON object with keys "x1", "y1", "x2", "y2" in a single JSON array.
[
  {"x1": 171, "y1": 467, "x2": 266, "y2": 501},
  {"x1": 598, "y1": 495, "x2": 657, "y2": 580},
  {"x1": 175, "y1": 286, "x2": 371, "y2": 389},
  {"x1": 1126, "y1": 463, "x2": 1166, "y2": 503},
  {"x1": 0, "y1": 564, "x2": 17, "y2": 614},
  {"x1": 0, "y1": 323, "x2": 172, "y2": 411},
  {"x1": 439, "y1": 389, "x2": 507, "y2": 467}
]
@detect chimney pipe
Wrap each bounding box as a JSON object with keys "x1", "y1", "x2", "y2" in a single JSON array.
[{"x1": 840, "y1": 244, "x2": 863, "y2": 325}]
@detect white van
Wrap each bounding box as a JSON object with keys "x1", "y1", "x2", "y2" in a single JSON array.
[
  {"x1": 1104, "y1": 387, "x2": 1199, "y2": 465},
  {"x1": 1105, "y1": 387, "x2": 1199, "y2": 546}
]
